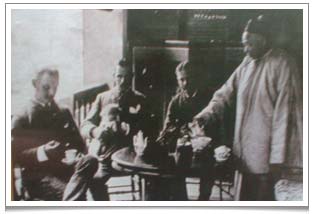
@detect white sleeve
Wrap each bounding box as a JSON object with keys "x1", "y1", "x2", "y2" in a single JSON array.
[
  {"x1": 36, "y1": 145, "x2": 49, "y2": 162},
  {"x1": 195, "y1": 67, "x2": 240, "y2": 123}
]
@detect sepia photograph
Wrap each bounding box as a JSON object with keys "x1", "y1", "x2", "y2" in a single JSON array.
[{"x1": 5, "y1": 2, "x2": 308, "y2": 208}]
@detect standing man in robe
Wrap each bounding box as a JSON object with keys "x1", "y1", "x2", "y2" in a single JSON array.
[{"x1": 194, "y1": 15, "x2": 303, "y2": 200}]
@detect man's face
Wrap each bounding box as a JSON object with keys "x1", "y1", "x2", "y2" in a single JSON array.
[
  {"x1": 34, "y1": 73, "x2": 59, "y2": 104},
  {"x1": 114, "y1": 68, "x2": 131, "y2": 90},
  {"x1": 241, "y1": 31, "x2": 267, "y2": 59},
  {"x1": 176, "y1": 71, "x2": 195, "y2": 94}
]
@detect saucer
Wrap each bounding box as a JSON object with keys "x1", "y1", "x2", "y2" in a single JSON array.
[{"x1": 61, "y1": 158, "x2": 76, "y2": 165}]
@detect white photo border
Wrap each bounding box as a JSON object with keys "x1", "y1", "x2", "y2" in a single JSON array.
[{"x1": 4, "y1": 2, "x2": 309, "y2": 208}]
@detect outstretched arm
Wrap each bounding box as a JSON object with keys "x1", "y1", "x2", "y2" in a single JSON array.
[
  {"x1": 156, "y1": 98, "x2": 181, "y2": 146},
  {"x1": 194, "y1": 66, "x2": 240, "y2": 126}
]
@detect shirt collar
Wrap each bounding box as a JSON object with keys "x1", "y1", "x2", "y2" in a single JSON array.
[
  {"x1": 32, "y1": 98, "x2": 52, "y2": 108},
  {"x1": 253, "y1": 48, "x2": 273, "y2": 63},
  {"x1": 111, "y1": 87, "x2": 131, "y2": 96},
  {"x1": 181, "y1": 89, "x2": 198, "y2": 99}
]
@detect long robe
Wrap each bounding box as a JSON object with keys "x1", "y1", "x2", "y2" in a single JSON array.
[{"x1": 195, "y1": 49, "x2": 302, "y2": 174}]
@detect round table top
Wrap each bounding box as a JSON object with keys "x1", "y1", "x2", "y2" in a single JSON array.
[
  {"x1": 111, "y1": 147, "x2": 175, "y2": 176},
  {"x1": 111, "y1": 147, "x2": 212, "y2": 178}
]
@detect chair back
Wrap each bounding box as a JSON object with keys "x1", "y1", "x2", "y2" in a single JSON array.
[{"x1": 73, "y1": 83, "x2": 109, "y2": 127}]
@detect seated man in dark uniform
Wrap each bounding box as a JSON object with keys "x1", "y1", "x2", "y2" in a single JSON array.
[
  {"x1": 157, "y1": 61, "x2": 220, "y2": 200},
  {"x1": 11, "y1": 68, "x2": 98, "y2": 201}
]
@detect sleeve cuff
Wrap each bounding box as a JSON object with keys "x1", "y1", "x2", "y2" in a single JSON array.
[
  {"x1": 81, "y1": 124, "x2": 97, "y2": 138},
  {"x1": 37, "y1": 145, "x2": 49, "y2": 162},
  {"x1": 89, "y1": 126, "x2": 97, "y2": 138}
]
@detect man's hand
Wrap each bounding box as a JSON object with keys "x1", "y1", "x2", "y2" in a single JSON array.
[
  {"x1": 43, "y1": 140, "x2": 63, "y2": 160},
  {"x1": 109, "y1": 121, "x2": 130, "y2": 135},
  {"x1": 189, "y1": 119, "x2": 205, "y2": 137},
  {"x1": 92, "y1": 121, "x2": 130, "y2": 140},
  {"x1": 44, "y1": 140, "x2": 61, "y2": 152},
  {"x1": 191, "y1": 136, "x2": 212, "y2": 153},
  {"x1": 62, "y1": 152, "x2": 83, "y2": 166},
  {"x1": 88, "y1": 139, "x2": 102, "y2": 157},
  {"x1": 92, "y1": 126, "x2": 109, "y2": 139},
  {"x1": 194, "y1": 117, "x2": 206, "y2": 127}
]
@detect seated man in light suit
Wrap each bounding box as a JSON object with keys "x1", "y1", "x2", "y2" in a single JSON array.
[
  {"x1": 81, "y1": 59, "x2": 148, "y2": 200},
  {"x1": 12, "y1": 68, "x2": 98, "y2": 201}
]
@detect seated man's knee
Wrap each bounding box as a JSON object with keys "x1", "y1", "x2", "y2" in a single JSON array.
[{"x1": 76, "y1": 155, "x2": 98, "y2": 177}]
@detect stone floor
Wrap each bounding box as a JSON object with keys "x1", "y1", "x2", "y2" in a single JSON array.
[{"x1": 103, "y1": 176, "x2": 234, "y2": 201}]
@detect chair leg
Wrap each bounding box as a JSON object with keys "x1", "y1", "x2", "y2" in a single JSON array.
[
  {"x1": 141, "y1": 177, "x2": 145, "y2": 201},
  {"x1": 219, "y1": 180, "x2": 223, "y2": 201},
  {"x1": 233, "y1": 170, "x2": 243, "y2": 201},
  {"x1": 138, "y1": 176, "x2": 142, "y2": 200},
  {"x1": 131, "y1": 175, "x2": 136, "y2": 201}
]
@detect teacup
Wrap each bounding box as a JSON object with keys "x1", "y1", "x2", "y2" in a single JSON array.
[
  {"x1": 65, "y1": 149, "x2": 78, "y2": 162},
  {"x1": 214, "y1": 145, "x2": 231, "y2": 162}
]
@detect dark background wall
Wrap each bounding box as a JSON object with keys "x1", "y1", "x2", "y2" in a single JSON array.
[
  {"x1": 127, "y1": 9, "x2": 302, "y2": 95},
  {"x1": 126, "y1": 9, "x2": 303, "y2": 143}
]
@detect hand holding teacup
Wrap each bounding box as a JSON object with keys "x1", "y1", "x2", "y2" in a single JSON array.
[
  {"x1": 214, "y1": 145, "x2": 231, "y2": 162},
  {"x1": 62, "y1": 149, "x2": 82, "y2": 165},
  {"x1": 189, "y1": 119, "x2": 205, "y2": 137},
  {"x1": 191, "y1": 136, "x2": 212, "y2": 153}
]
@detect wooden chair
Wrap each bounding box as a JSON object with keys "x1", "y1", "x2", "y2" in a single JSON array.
[
  {"x1": 73, "y1": 83, "x2": 109, "y2": 127},
  {"x1": 186, "y1": 161, "x2": 242, "y2": 201},
  {"x1": 73, "y1": 83, "x2": 140, "y2": 200},
  {"x1": 214, "y1": 167, "x2": 242, "y2": 201}
]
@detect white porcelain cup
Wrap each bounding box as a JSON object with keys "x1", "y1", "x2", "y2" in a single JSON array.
[
  {"x1": 214, "y1": 145, "x2": 231, "y2": 162},
  {"x1": 65, "y1": 149, "x2": 78, "y2": 161}
]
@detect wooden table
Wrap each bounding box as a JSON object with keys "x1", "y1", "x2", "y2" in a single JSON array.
[
  {"x1": 111, "y1": 147, "x2": 242, "y2": 201},
  {"x1": 112, "y1": 147, "x2": 179, "y2": 176}
]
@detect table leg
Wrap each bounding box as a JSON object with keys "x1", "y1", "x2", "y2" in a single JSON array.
[
  {"x1": 131, "y1": 174, "x2": 136, "y2": 201},
  {"x1": 219, "y1": 180, "x2": 223, "y2": 201},
  {"x1": 141, "y1": 177, "x2": 145, "y2": 201},
  {"x1": 138, "y1": 176, "x2": 142, "y2": 200},
  {"x1": 233, "y1": 170, "x2": 243, "y2": 201}
]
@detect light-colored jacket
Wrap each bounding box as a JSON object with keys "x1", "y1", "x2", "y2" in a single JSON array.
[{"x1": 196, "y1": 49, "x2": 303, "y2": 174}]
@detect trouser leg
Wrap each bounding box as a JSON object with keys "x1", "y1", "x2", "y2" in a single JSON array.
[
  {"x1": 197, "y1": 163, "x2": 215, "y2": 201},
  {"x1": 143, "y1": 176, "x2": 187, "y2": 201},
  {"x1": 240, "y1": 173, "x2": 274, "y2": 201},
  {"x1": 25, "y1": 175, "x2": 67, "y2": 201},
  {"x1": 88, "y1": 161, "x2": 111, "y2": 201},
  {"x1": 88, "y1": 177, "x2": 110, "y2": 201},
  {"x1": 170, "y1": 177, "x2": 188, "y2": 201},
  {"x1": 144, "y1": 177, "x2": 167, "y2": 201},
  {"x1": 63, "y1": 155, "x2": 98, "y2": 201},
  {"x1": 198, "y1": 175, "x2": 214, "y2": 201}
]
